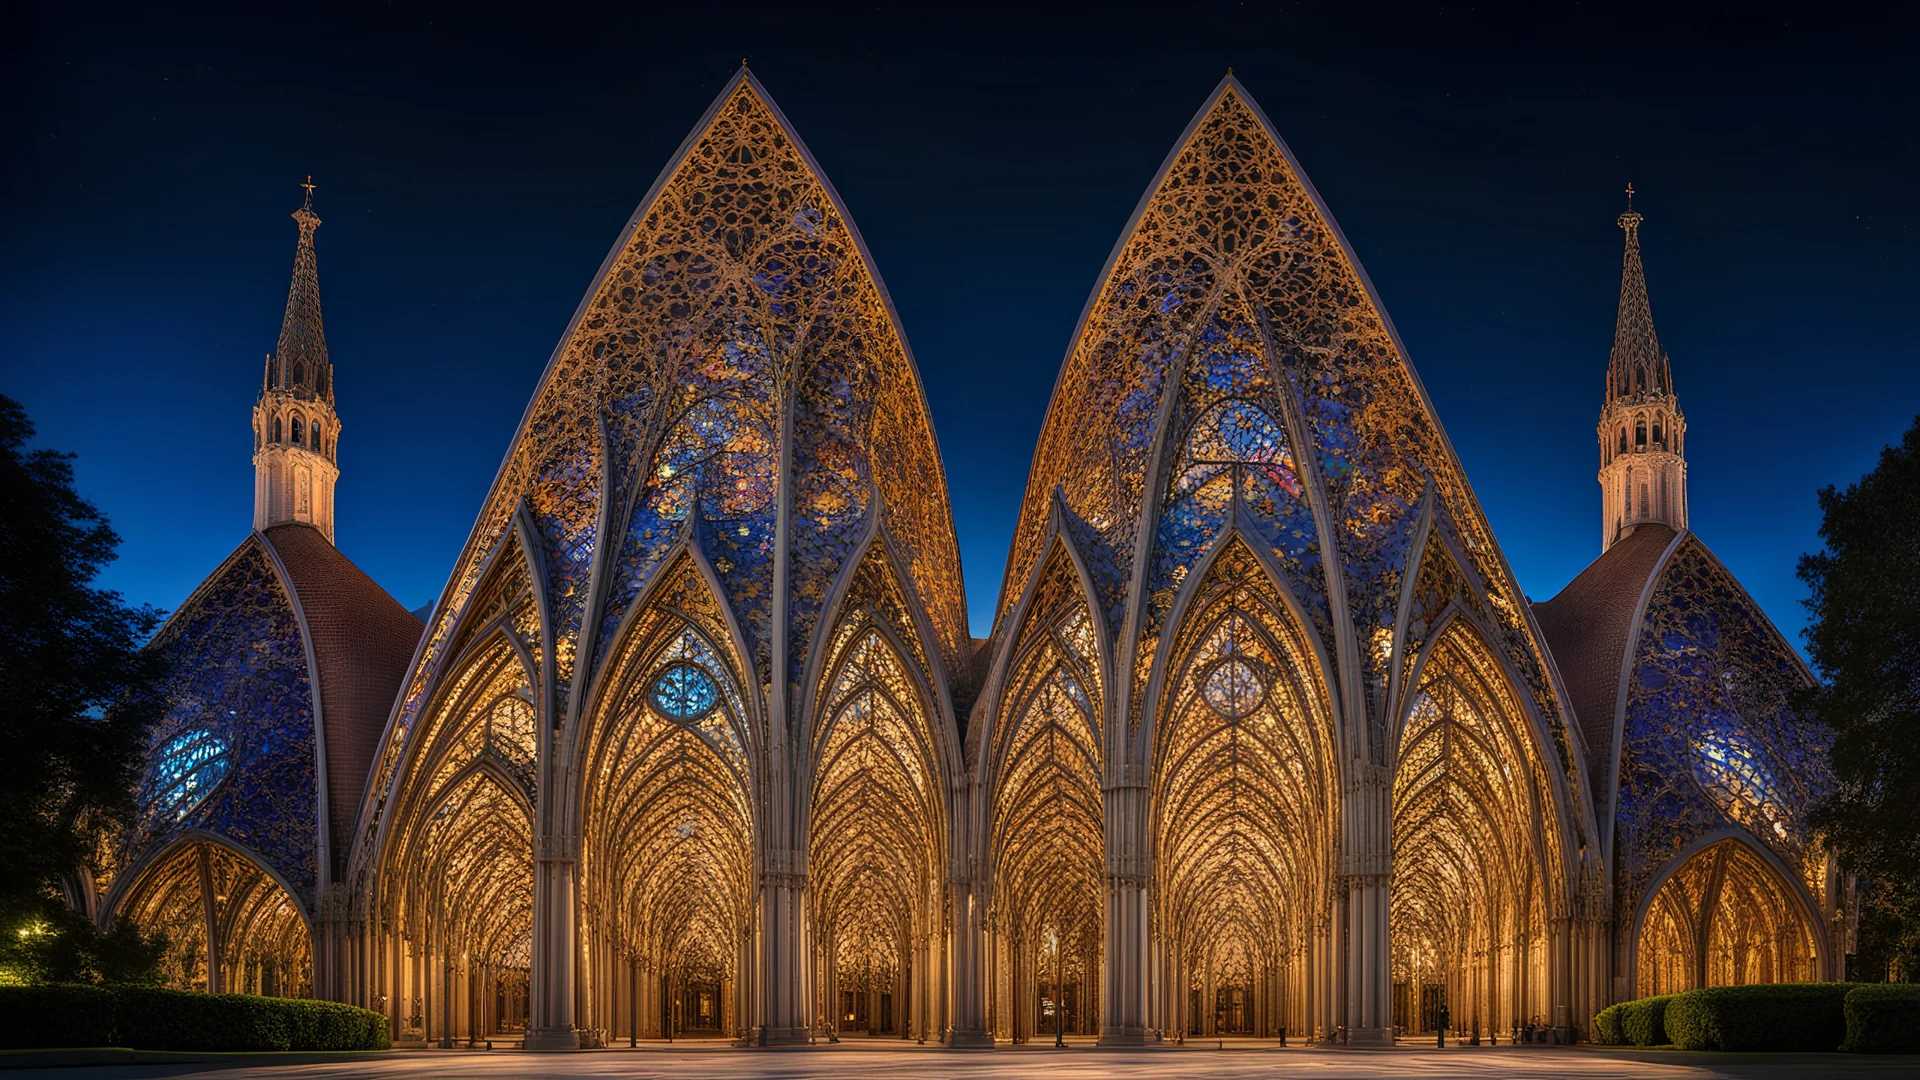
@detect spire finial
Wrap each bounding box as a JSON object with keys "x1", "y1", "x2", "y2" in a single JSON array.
[{"x1": 1617, "y1": 181, "x2": 1642, "y2": 235}]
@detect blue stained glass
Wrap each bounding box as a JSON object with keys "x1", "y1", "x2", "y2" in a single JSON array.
[
  {"x1": 650, "y1": 663, "x2": 719, "y2": 720},
  {"x1": 142, "y1": 728, "x2": 230, "y2": 821}
]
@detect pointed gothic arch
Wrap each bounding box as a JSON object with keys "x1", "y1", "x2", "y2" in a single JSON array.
[
  {"x1": 115, "y1": 834, "x2": 312, "y2": 998},
  {"x1": 1146, "y1": 533, "x2": 1337, "y2": 1041},
  {"x1": 369, "y1": 618, "x2": 539, "y2": 1046},
  {"x1": 1389, "y1": 614, "x2": 1567, "y2": 1038},
  {"x1": 1632, "y1": 834, "x2": 1822, "y2": 997},
  {"x1": 979, "y1": 537, "x2": 1108, "y2": 1042},
  {"x1": 802, "y1": 542, "x2": 950, "y2": 1040},
  {"x1": 576, "y1": 551, "x2": 759, "y2": 1042}
]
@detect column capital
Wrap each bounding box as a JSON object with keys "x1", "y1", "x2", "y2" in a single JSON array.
[{"x1": 534, "y1": 834, "x2": 580, "y2": 862}]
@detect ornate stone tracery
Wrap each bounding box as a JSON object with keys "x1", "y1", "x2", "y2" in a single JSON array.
[{"x1": 106, "y1": 67, "x2": 1851, "y2": 1051}]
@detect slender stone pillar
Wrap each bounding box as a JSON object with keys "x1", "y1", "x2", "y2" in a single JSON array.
[
  {"x1": 1100, "y1": 776, "x2": 1150, "y2": 1045},
  {"x1": 525, "y1": 834, "x2": 578, "y2": 1050},
  {"x1": 944, "y1": 880, "x2": 993, "y2": 1046},
  {"x1": 754, "y1": 851, "x2": 810, "y2": 1045}
]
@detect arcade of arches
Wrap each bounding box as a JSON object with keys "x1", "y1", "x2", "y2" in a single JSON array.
[{"x1": 105, "y1": 69, "x2": 1846, "y2": 1054}]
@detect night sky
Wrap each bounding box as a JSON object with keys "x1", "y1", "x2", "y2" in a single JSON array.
[{"x1": 4, "y1": 3, "x2": 1916, "y2": 650}]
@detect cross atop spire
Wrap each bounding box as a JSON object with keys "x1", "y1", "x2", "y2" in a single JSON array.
[{"x1": 268, "y1": 177, "x2": 331, "y2": 403}]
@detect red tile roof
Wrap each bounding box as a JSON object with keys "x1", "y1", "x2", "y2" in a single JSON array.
[
  {"x1": 1532, "y1": 524, "x2": 1677, "y2": 814},
  {"x1": 263, "y1": 524, "x2": 422, "y2": 877}
]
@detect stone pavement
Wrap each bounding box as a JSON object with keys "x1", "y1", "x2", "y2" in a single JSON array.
[{"x1": 4, "y1": 1042, "x2": 1915, "y2": 1080}]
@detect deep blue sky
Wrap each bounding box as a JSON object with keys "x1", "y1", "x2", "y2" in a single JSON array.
[{"x1": 4, "y1": 3, "x2": 1916, "y2": 650}]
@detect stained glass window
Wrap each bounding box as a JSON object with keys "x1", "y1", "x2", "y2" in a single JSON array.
[
  {"x1": 1690, "y1": 723, "x2": 1788, "y2": 838},
  {"x1": 142, "y1": 728, "x2": 230, "y2": 822},
  {"x1": 649, "y1": 663, "x2": 719, "y2": 720}
]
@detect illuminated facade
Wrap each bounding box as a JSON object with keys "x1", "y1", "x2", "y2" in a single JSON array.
[{"x1": 99, "y1": 69, "x2": 1843, "y2": 1047}]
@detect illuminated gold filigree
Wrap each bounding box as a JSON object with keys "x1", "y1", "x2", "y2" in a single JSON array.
[
  {"x1": 1389, "y1": 621, "x2": 1562, "y2": 1035},
  {"x1": 984, "y1": 541, "x2": 1106, "y2": 1041},
  {"x1": 1635, "y1": 839, "x2": 1818, "y2": 995},
  {"x1": 119, "y1": 839, "x2": 311, "y2": 998},
  {"x1": 1150, "y1": 537, "x2": 1336, "y2": 1038}
]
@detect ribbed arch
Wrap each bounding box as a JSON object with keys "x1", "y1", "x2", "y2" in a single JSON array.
[
  {"x1": 982, "y1": 539, "x2": 1106, "y2": 1042},
  {"x1": 1635, "y1": 836, "x2": 1820, "y2": 996},
  {"x1": 578, "y1": 552, "x2": 757, "y2": 1040},
  {"x1": 1148, "y1": 534, "x2": 1335, "y2": 1040},
  {"x1": 805, "y1": 600, "x2": 945, "y2": 1038},
  {"x1": 117, "y1": 836, "x2": 310, "y2": 998},
  {"x1": 371, "y1": 623, "x2": 538, "y2": 1044},
  {"x1": 1389, "y1": 619, "x2": 1564, "y2": 1038}
]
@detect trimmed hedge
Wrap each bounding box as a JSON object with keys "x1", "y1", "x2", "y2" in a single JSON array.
[
  {"x1": 0, "y1": 985, "x2": 389, "y2": 1051},
  {"x1": 1665, "y1": 982, "x2": 1851, "y2": 1052},
  {"x1": 1591, "y1": 1001, "x2": 1626, "y2": 1045},
  {"x1": 1589, "y1": 994, "x2": 1676, "y2": 1046},
  {"x1": 1621, "y1": 994, "x2": 1676, "y2": 1046},
  {"x1": 1843, "y1": 984, "x2": 1920, "y2": 1054}
]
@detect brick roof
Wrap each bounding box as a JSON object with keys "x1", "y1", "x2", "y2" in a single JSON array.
[
  {"x1": 1532, "y1": 524, "x2": 1677, "y2": 815},
  {"x1": 263, "y1": 524, "x2": 422, "y2": 877}
]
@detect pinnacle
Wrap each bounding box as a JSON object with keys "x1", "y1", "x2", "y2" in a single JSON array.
[
  {"x1": 1606, "y1": 195, "x2": 1670, "y2": 402},
  {"x1": 268, "y1": 178, "x2": 332, "y2": 403}
]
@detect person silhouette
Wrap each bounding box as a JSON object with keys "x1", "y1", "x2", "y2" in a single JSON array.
[{"x1": 1436, "y1": 1002, "x2": 1450, "y2": 1048}]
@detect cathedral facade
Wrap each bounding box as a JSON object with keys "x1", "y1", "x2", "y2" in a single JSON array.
[{"x1": 99, "y1": 70, "x2": 1845, "y2": 1048}]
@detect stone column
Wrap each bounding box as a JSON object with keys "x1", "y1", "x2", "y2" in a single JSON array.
[
  {"x1": 754, "y1": 851, "x2": 810, "y2": 1045},
  {"x1": 944, "y1": 879, "x2": 993, "y2": 1046},
  {"x1": 1100, "y1": 775, "x2": 1150, "y2": 1045},
  {"x1": 525, "y1": 833, "x2": 578, "y2": 1050}
]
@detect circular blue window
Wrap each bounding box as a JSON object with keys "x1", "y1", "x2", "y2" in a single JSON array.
[{"x1": 650, "y1": 663, "x2": 719, "y2": 720}]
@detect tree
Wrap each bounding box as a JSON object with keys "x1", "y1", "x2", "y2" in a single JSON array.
[
  {"x1": 1799, "y1": 414, "x2": 1920, "y2": 981},
  {"x1": 0, "y1": 393, "x2": 165, "y2": 934}
]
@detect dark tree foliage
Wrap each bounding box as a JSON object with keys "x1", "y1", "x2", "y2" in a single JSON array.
[
  {"x1": 1799, "y1": 415, "x2": 1920, "y2": 981},
  {"x1": 0, "y1": 393, "x2": 164, "y2": 926},
  {"x1": 0, "y1": 904, "x2": 165, "y2": 985}
]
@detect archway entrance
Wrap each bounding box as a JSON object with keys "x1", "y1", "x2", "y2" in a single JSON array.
[
  {"x1": 985, "y1": 544, "x2": 1106, "y2": 1043},
  {"x1": 581, "y1": 567, "x2": 756, "y2": 1043},
  {"x1": 1149, "y1": 538, "x2": 1335, "y2": 1042},
  {"x1": 1390, "y1": 623, "x2": 1561, "y2": 1041},
  {"x1": 117, "y1": 837, "x2": 310, "y2": 997},
  {"x1": 807, "y1": 617, "x2": 945, "y2": 1041},
  {"x1": 1637, "y1": 838, "x2": 1818, "y2": 995}
]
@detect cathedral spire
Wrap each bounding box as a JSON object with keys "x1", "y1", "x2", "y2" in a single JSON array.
[
  {"x1": 266, "y1": 177, "x2": 333, "y2": 403},
  {"x1": 1595, "y1": 186, "x2": 1686, "y2": 551},
  {"x1": 1607, "y1": 183, "x2": 1670, "y2": 401},
  {"x1": 253, "y1": 179, "x2": 342, "y2": 543}
]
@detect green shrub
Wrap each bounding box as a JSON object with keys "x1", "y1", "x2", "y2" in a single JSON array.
[
  {"x1": 1666, "y1": 982, "x2": 1851, "y2": 1051},
  {"x1": 0, "y1": 984, "x2": 117, "y2": 1049},
  {"x1": 1621, "y1": 994, "x2": 1676, "y2": 1046},
  {"x1": 1591, "y1": 1001, "x2": 1626, "y2": 1045},
  {"x1": 278, "y1": 997, "x2": 391, "y2": 1051},
  {"x1": 0, "y1": 984, "x2": 388, "y2": 1051},
  {"x1": 1842, "y1": 984, "x2": 1920, "y2": 1053},
  {"x1": 114, "y1": 987, "x2": 292, "y2": 1051}
]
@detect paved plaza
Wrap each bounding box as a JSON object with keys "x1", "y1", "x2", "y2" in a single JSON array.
[{"x1": 5, "y1": 1043, "x2": 1916, "y2": 1080}]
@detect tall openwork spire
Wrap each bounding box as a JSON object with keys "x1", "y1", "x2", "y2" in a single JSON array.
[
  {"x1": 266, "y1": 177, "x2": 332, "y2": 403},
  {"x1": 1596, "y1": 186, "x2": 1686, "y2": 551},
  {"x1": 1607, "y1": 185, "x2": 1670, "y2": 401},
  {"x1": 253, "y1": 179, "x2": 342, "y2": 543}
]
